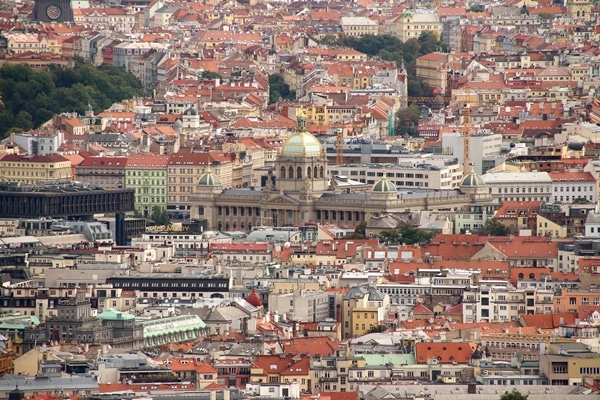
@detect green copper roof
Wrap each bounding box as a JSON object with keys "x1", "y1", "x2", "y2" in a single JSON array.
[
  {"x1": 140, "y1": 315, "x2": 206, "y2": 338},
  {"x1": 97, "y1": 308, "x2": 135, "y2": 321}
]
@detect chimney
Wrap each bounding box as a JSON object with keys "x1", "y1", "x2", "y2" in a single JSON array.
[{"x1": 292, "y1": 320, "x2": 298, "y2": 338}]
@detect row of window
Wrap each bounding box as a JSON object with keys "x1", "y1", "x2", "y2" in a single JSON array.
[
  {"x1": 113, "y1": 281, "x2": 227, "y2": 288},
  {"x1": 127, "y1": 171, "x2": 166, "y2": 176}
]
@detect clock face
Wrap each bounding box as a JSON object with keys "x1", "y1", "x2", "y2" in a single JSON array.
[{"x1": 46, "y1": 4, "x2": 62, "y2": 20}]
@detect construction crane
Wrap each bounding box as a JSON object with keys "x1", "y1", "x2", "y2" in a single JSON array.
[
  {"x1": 335, "y1": 129, "x2": 344, "y2": 165},
  {"x1": 462, "y1": 102, "x2": 471, "y2": 175}
]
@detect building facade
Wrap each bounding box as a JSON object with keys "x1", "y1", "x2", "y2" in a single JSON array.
[
  {"x1": 190, "y1": 114, "x2": 493, "y2": 231},
  {"x1": 76, "y1": 157, "x2": 127, "y2": 189},
  {"x1": 0, "y1": 154, "x2": 72, "y2": 184},
  {"x1": 125, "y1": 154, "x2": 169, "y2": 216}
]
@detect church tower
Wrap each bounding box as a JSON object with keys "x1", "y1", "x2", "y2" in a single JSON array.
[{"x1": 32, "y1": 0, "x2": 74, "y2": 22}]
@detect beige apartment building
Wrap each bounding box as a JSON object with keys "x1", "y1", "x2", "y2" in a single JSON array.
[
  {"x1": 394, "y1": 9, "x2": 441, "y2": 42},
  {"x1": 167, "y1": 152, "x2": 233, "y2": 217},
  {"x1": 0, "y1": 154, "x2": 72, "y2": 184},
  {"x1": 340, "y1": 17, "x2": 379, "y2": 37}
]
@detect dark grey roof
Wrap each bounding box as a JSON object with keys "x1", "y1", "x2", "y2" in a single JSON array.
[{"x1": 343, "y1": 286, "x2": 385, "y2": 301}]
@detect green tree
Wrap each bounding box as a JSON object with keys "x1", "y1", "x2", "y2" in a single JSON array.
[
  {"x1": 499, "y1": 390, "x2": 528, "y2": 400},
  {"x1": 480, "y1": 218, "x2": 511, "y2": 236},
  {"x1": 467, "y1": 4, "x2": 485, "y2": 12},
  {"x1": 268, "y1": 73, "x2": 296, "y2": 104},
  {"x1": 0, "y1": 60, "x2": 143, "y2": 137},
  {"x1": 151, "y1": 206, "x2": 170, "y2": 226},
  {"x1": 395, "y1": 104, "x2": 420, "y2": 136},
  {"x1": 13, "y1": 111, "x2": 33, "y2": 131},
  {"x1": 379, "y1": 223, "x2": 438, "y2": 245},
  {"x1": 201, "y1": 71, "x2": 222, "y2": 80},
  {"x1": 368, "y1": 324, "x2": 388, "y2": 333},
  {"x1": 379, "y1": 229, "x2": 403, "y2": 245}
]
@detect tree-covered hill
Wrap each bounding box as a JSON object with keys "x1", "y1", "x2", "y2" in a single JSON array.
[{"x1": 0, "y1": 58, "x2": 144, "y2": 138}]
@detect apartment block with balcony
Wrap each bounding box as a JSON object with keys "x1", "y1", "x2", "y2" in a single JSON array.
[{"x1": 462, "y1": 286, "x2": 553, "y2": 323}]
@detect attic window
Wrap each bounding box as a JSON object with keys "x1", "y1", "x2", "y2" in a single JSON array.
[
  {"x1": 458, "y1": 346, "x2": 463, "y2": 350},
  {"x1": 427, "y1": 347, "x2": 432, "y2": 350}
]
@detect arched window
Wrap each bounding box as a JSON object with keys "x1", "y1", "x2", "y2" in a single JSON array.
[
  {"x1": 518, "y1": 273, "x2": 524, "y2": 279},
  {"x1": 288, "y1": 166, "x2": 294, "y2": 179},
  {"x1": 529, "y1": 273, "x2": 535, "y2": 279},
  {"x1": 314, "y1": 166, "x2": 318, "y2": 178},
  {"x1": 280, "y1": 166, "x2": 286, "y2": 179},
  {"x1": 307, "y1": 166, "x2": 312, "y2": 178},
  {"x1": 297, "y1": 167, "x2": 302, "y2": 179},
  {"x1": 320, "y1": 166, "x2": 324, "y2": 178}
]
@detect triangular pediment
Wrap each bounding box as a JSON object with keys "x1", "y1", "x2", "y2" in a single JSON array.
[{"x1": 264, "y1": 193, "x2": 300, "y2": 206}]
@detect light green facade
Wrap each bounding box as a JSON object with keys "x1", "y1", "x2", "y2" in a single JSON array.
[{"x1": 124, "y1": 155, "x2": 169, "y2": 217}]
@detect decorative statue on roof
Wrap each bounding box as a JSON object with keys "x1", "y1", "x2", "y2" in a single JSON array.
[{"x1": 297, "y1": 109, "x2": 307, "y2": 132}]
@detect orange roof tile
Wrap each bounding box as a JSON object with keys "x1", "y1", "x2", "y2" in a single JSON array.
[{"x1": 415, "y1": 341, "x2": 477, "y2": 364}]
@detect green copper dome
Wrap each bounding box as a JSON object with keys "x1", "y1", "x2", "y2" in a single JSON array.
[
  {"x1": 281, "y1": 111, "x2": 322, "y2": 158},
  {"x1": 281, "y1": 131, "x2": 322, "y2": 157},
  {"x1": 460, "y1": 169, "x2": 485, "y2": 187},
  {"x1": 372, "y1": 173, "x2": 397, "y2": 193},
  {"x1": 198, "y1": 167, "x2": 221, "y2": 187}
]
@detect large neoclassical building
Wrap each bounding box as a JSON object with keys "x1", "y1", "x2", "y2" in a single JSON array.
[{"x1": 190, "y1": 114, "x2": 492, "y2": 231}]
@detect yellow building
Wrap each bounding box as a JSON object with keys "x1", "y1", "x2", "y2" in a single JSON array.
[
  {"x1": 0, "y1": 154, "x2": 72, "y2": 184},
  {"x1": 303, "y1": 104, "x2": 360, "y2": 126},
  {"x1": 270, "y1": 279, "x2": 322, "y2": 295},
  {"x1": 342, "y1": 286, "x2": 389, "y2": 339},
  {"x1": 536, "y1": 214, "x2": 567, "y2": 238},
  {"x1": 540, "y1": 344, "x2": 600, "y2": 385}
]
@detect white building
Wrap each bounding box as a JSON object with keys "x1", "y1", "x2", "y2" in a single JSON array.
[
  {"x1": 330, "y1": 160, "x2": 462, "y2": 190},
  {"x1": 585, "y1": 203, "x2": 600, "y2": 237},
  {"x1": 394, "y1": 9, "x2": 441, "y2": 41},
  {"x1": 245, "y1": 382, "x2": 300, "y2": 399},
  {"x1": 442, "y1": 130, "x2": 503, "y2": 175},
  {"x1": 268, "y1": 289, "x2": 331, "y2": 322},
  {"x1": 340, "y1": 16, "x2": 379, "y2": 36},
  {"x1": 549, "y1": 172, "x2": 597, "y2": 204},
  {"x1": 483, "y1": 171, "x2": 552, "y2": 202}
]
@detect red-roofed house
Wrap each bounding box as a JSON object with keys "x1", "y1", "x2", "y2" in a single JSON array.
[
  {"x1": 415, "y1": 341, "x2": 477, "y2": 364},
  {"x1": 412, "y1": 303, "x2": 434, "y2": 320}
]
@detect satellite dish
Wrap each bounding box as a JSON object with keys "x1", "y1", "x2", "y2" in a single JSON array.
[{"x1": 284, "y1": 242, "x2": 291, "y2": 248}]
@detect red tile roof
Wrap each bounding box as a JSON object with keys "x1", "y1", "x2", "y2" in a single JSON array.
[{"x1": 415, "y1": 341, "x2": 477, "y2": 364}]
